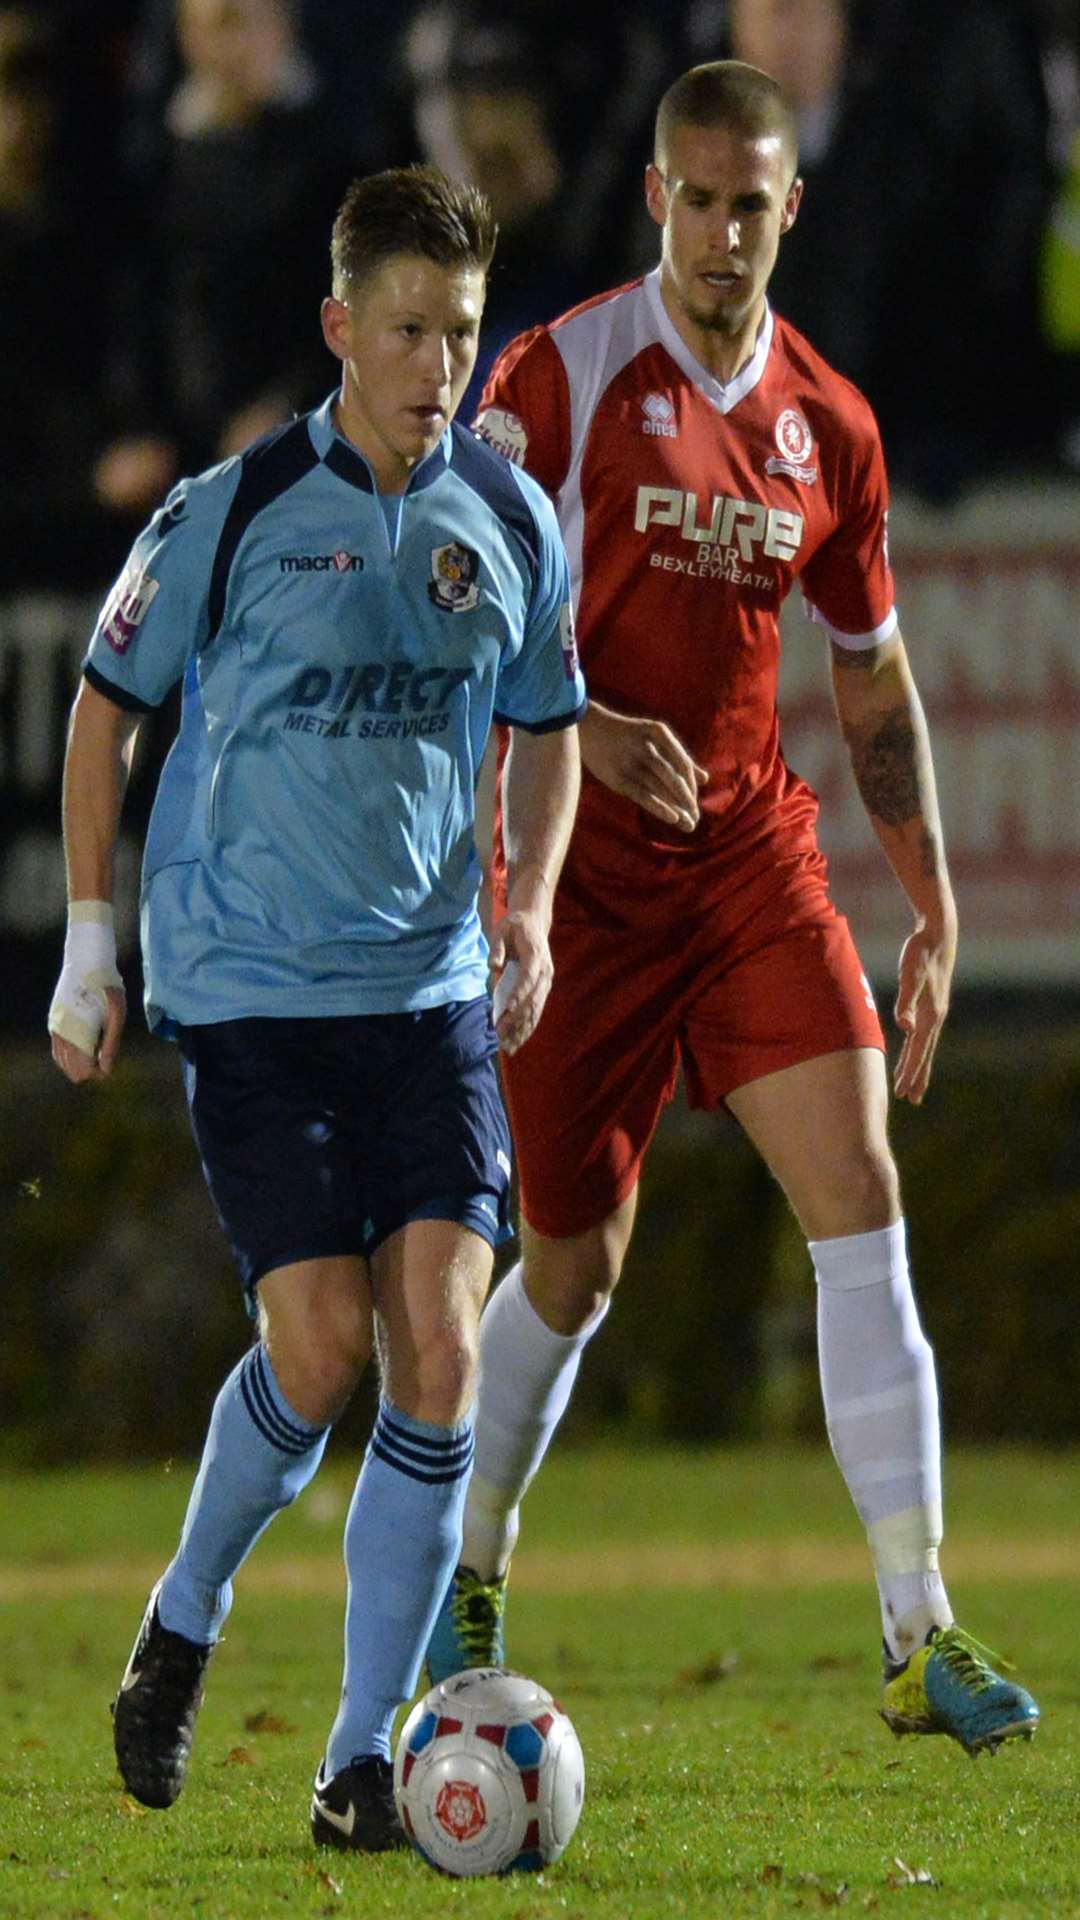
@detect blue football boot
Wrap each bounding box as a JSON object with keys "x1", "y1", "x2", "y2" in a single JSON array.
[
  {"x1": 880, "y1": 1625, "x2": 1040, "y2": 1755},
  {"x1": 425, "y1": 1565, "x2": 509, "y2": 1685}
]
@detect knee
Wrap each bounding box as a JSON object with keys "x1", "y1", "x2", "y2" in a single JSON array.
[
  {"x1": 523, "y1": 1209, "x2": 631, "y2": 1336},
  {"x1": 261, "y1": 1295, "x2": 370, "y2": 1427},
  {"x1": 806, "y1": 1144, "x2": 901, "y2": 1241},
  {"x1": 407, "y1": 1320, "x2": 480, "y2": 1426}
]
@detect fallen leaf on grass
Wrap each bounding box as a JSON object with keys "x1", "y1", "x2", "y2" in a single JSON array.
[
  {"x1": 677, "y1": 1651, "x2": 739, "y2": 1686},
  {"x1": 792, "y1": 1872, "x2": 849, "y2": 1907},
  {"x1": 887, "y1": 1856, "x2": 936, "y2": 1888},
  {"x1": 117, "y1": 1796, "x2": 148, "y2": 1818},
  {"x1": 300, "y1": 1864, "x2": 343, "y2": 1897},
  {"x1": 222, "y1": 1746, "x2": 258, "y2": 1767},
  {"x1": 243, "y1": 1708, "x2": 296, "y2": 1735},
  {"x1": 761, "y1": 1861, "x2": 784, "y2": 1882}
]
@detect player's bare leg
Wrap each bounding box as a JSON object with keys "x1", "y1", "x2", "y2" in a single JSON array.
[
  {"x1": 727, "y1": 1045, "x2": 1038, "y2": 1752},
  {"x1": 259, "y1": 1256, "x2": 375, "y2": 1425}
]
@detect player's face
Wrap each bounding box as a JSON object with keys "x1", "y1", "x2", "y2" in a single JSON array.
[
  {"x1": 646, "y1": 123, "x2": 801, "y2": 364},
  {"x1": 321, "y1": 253, "x2": 485, "y2": 492}
]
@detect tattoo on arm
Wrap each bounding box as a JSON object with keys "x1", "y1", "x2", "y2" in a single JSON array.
[
  {"x1": 920, "y1": 828, "x2": 941, "y2": 879},
  {"x1": 850, "y1": 707, "x2": 920, "y2": 825}
]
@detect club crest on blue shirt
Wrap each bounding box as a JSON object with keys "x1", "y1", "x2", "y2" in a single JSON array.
[{"x1": 428, "y1": 540, "x2": 480, "y2": 613}]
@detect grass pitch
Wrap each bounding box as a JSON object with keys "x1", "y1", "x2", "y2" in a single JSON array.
[{"x1": 1, "y1": 1445, "x2": 1077, "y2": 1919}]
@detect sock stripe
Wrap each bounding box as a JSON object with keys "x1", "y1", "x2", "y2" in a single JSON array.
[
  {"x1": 373, "y1": 1435, "x2": 474, "y2": 1475},
  {"x1": 240, "y1": 1350, "x2": 321, "y2": 1456},
  {"x1": 371, "y1": 1425, "x2": 474, "y2": 1471},
  {"x1": 368, "y1": 1438, "x2": 475, "y2": 1484},
  {"x1": 378, "y1": 1409, "x2": 472, "y2": 1457},
  {"x1": 369, "y1": 1411, "x2": 474, "y2": 1485},
  {"x1": 374, "y1": 1430, "x2": 475, "y2": 1474},
  {"x1": 246, "y1": 1350, "x2": 315, "y2": 1454}
]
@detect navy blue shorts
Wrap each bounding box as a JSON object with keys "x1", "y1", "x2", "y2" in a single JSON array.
[{"x1": 178, "y1": 998, "x2": 513, "y2": 1306}]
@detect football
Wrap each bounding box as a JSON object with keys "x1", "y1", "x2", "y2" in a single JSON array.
[{"x1": 393, "y1": 1667, "x2": 584, "y2": 1876}]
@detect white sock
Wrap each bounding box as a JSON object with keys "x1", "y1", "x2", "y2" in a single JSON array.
[
  {"x1": 461, "y1": 1261, "x2": 607, "y2": 1579},
  {"x1": 811, "y1": 1219, "x2": 953, "y2": 1661}
]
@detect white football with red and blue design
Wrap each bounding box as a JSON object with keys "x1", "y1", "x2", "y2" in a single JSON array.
[{"x1": 393, "y1": 1668, "x2": 584, "y2": 1876}]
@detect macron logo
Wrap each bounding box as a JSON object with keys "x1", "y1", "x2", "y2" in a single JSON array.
[{"x1": 279, "y1": 551, "x2": 363, "y2": 574}]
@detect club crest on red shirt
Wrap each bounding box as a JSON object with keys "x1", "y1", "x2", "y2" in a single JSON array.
[{"x1": 766, "y1": 407, "x2": 818, "y2": 484}]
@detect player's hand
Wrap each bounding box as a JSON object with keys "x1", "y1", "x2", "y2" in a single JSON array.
[
  {"x1": 48, "y1": 905, "x2": 127, "y2": 1084},
  {"x1": 488, "y1": 910, "x2": 553, "y2": 1056},
  {"x1": 581, "y1": 704, "x2": 707, "y2": 831},
  {"x1": 893, "y1": 910, "x2": 957, "y2": 1104}
]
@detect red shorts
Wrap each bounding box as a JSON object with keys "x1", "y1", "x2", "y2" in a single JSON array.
[{"x1": 501, "y1": 843, "x2": 884, "y2": 1238}]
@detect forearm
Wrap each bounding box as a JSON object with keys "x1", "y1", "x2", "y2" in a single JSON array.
[
  {"x1": 831, "y1": 636, "x2": 955, "y2": 929},
  {"x1": 501, "y1": 724, "x2": 581, "y2": 922},
  {"x1": 61, "y1": 680, "x2": 140, "y2": 903}
]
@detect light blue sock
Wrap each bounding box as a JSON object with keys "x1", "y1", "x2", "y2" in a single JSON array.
[
  {"x1": 158, "y1": 1345, "x2": 330, "y2": 1644},
  {"x1": 325, "y1": 1400, "x2": 475, "y2": 1772}
]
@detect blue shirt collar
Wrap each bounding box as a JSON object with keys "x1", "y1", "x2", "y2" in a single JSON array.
[{"x1": 307, "y1": 393, "x2": 453, "y2": 496}]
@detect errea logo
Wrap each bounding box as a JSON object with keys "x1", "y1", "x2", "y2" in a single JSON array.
[
  {"x1": 642, "y1": 392, "x2": 677, "y2": 437},
  {"x1": 279, "y1": 550, "x2": 363, "y2": 574}
]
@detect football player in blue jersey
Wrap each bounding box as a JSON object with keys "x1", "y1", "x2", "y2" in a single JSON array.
[{"x1": 48, "y1": 166, "x2": 585, "y2": 1853}]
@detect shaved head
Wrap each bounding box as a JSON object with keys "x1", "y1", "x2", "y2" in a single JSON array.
[{"x1": 655, "y1": 60, "x2": 799, "y2": 181}]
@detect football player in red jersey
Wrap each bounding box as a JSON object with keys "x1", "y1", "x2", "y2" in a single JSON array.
[{"x1": 427, "y1": 61, "x2": 1038, "y2": 1753}]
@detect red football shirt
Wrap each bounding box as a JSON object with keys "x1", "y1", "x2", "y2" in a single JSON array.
[{"x1": 478, "y1": 270, "x2": 896, "y2": 884}]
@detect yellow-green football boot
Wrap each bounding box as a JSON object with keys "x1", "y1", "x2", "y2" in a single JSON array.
[
  {"x1": 880, "y1": 1625, "x2": 1039, "y2": 1755},
  {"x1": 425, "y1": 1565, "x2": 509, "y2": 1685}
]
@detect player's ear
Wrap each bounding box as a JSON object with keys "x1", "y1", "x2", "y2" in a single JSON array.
[
  {"x1": 780, "y1": 174, "x2": 803, "y2": 235},
  {"x1": 321, "y1": 295, "x2": 351, "y2": 363},
  {"x1": 645, "y1": 162, "x2": 668, "y2": 230}
]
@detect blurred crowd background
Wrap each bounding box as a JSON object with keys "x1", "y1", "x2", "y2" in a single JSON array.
[
  {"x1": 3, "y1": 0, "x2": 1080, "y2": 1462},
  {"x1": 2, "y1": 0, "x2": 1079, "y2": 594}
]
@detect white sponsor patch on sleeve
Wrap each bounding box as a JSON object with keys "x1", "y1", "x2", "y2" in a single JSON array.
[
  {"x1": 558, "y1": 601, "x2": 579, "y2": 680},
  {"x1": 474, "y1": 408, "x2": 529, "y2": 465},
  {"x1": 101, "y1": 558, "x2": 160, "y2": 654}
]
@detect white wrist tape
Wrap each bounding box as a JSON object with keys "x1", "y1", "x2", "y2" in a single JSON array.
[
  {"x1": 492, "y1": 959, "x2": 521, "y2": 1025},
  {"x1": 48, "y1": 901, "x2": 123, "y2": 1056}
]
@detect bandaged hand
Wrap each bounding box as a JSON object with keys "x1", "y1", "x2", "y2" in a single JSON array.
[{"x1": 48, "y1": 901, "x2": 126, "y2": 1076}]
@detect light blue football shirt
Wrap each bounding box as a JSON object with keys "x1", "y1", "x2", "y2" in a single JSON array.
[{"x1": 84, "y1": 397, "x2": 586, "y2": 1031}]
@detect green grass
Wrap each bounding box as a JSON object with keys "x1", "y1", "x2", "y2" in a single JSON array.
[{"x1": 1, "y1": 1447, "x2": 1078, "y2": 1919}]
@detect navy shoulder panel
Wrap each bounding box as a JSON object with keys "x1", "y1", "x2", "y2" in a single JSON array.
[
  {"x1": 207, "y1": 417, "x2": 320, "y2": 642},
  {"x1": 83, "y1": 661, "x2": 154, "y2": 714},
  {"x1": 448, "y1": 423, "x2": 540, "y2": 579}
]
